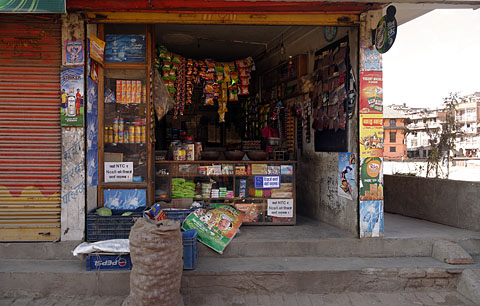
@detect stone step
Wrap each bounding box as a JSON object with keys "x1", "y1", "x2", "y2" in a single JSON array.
[
  {"x1": 0, "y1": 291, "x2": 476, "y2": 306},
  {"x1": 1, "y1": 256, "x2": 479, "y2": 298}
]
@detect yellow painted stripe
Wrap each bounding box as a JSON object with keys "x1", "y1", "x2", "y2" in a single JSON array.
[{"x1": 86, "y1": 12, "x2": 359, "y2": 26}]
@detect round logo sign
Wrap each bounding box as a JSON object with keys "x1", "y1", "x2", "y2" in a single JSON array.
[{"x1": 375, "y1": 6, "x2": 397, "y2": 54}]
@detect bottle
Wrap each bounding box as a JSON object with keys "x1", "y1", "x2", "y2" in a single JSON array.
[
  {"x1": 104, "y1": 127, "x2": 109, "y2": 143},
  {"x1": 113, "y1": 117, "x2": 119, "y2": 134},
  {"x1": 119, "y1": 117, "x2": 124, "y2": 133},
  {"x1": 108, "y1": 127, "x2": 114, "y2": 143}
]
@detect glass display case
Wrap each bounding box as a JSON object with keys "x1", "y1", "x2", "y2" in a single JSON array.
[
  {"x1": 97, "y1": 24, "x2": 154, "y2": 208},
  {"x1": 155, "y1": 161, "x2": 296, "y2": 225}
]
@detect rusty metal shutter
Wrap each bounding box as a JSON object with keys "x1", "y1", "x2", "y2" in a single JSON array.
[{"x1": 0, "y1": 15, "x2": 62, "y2": 241}]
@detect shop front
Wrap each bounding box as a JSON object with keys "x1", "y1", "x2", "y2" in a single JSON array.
[{"x1": 65, "y1": 0, "x2": 387, "y2": 241}]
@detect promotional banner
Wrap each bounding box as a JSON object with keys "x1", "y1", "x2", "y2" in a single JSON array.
[
  {"x1": 360, "y1": 200, "x2": 384, "y2": 238},
  {"x1": 61, "y1": 66, "x2": 84, "y2": 127},
  {"x1": 103, "y1": 189, "x2": 146, "y2": 210},
  {"x1": 338, "y1": 152, "x2": 356, "y2": 200},
  {"x1": 359, "y1": 71, "x2": 383, "y2": 114},
  {"x1": 105, "y1": 34, "x2": 146, "y2": 63},
  {"x1": 86, "y1": 73, "x2": 98, "y2": 187},
  {"x1": 182, "y1": 204, "x2": 245, "y2": 254},
  {"x1": 359, "y1": 114, "x2": 383, "y2": 158},
  {"x1": 360, "y1": 157, "x2": 383, "y2": 201}
]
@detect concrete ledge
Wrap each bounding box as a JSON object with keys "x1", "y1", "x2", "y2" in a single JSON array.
[
  {"x1": 2, "y1": 256, "x2": 479, "y2": 298},
  {"x1": 457, "y1": 269, "x2": 480, "y2": 305},
  {"x1": 432, "y1": 240, "x2": 474, "y2": 265}
]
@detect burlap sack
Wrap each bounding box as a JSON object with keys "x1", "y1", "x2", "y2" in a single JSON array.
[{"x1": 122, "y1": 218, "x2": 183, "y2": 306}]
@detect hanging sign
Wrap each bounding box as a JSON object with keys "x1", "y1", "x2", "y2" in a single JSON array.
[
  {"x1": 267, "y1": 199, "x2": 294, "y2": 218},
  {"x1": 374, "y1": 6, "x2": 397, "y2": 54},
  {"x1": 254, "y1": 176, "x2": 280, "y2": 189},
  {"x1": 0, "y1": 0, "x2": 65, "y2": 13},
  {"x1": 104, "y1": 162, "x2": 133, "y2": 182}
]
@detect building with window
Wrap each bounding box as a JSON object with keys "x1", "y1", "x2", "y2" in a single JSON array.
[
  {"x1": 404, "y1": 108, "x2": 446, "y2": 159},
  {"x1": 455, "y1": 92, "x2": 480, "y2": 157},
  {"x1": 383, "y1": 106, "x2": 408, "y2": 161}
]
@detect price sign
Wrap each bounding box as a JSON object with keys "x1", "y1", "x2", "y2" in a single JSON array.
[
  {"x1": 104, "y1": 162, "x2": 133, "y2": 182},
  {"x1": 254, "y1": 176, "x2": 280, "y2": 189}
]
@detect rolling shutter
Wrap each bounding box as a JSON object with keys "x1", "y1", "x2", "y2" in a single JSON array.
[{"x1": 0, "y1": 15, "x2": 62, "y2": 241}]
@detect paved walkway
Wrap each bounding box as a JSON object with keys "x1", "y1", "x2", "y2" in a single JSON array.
[{"x1": 0, "y1": 291, "x2": 475, "y2": 306}]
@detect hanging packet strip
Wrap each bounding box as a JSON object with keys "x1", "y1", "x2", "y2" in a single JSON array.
[{"x1": 182, "y1": 204, "x2": 245, "y2": 254}]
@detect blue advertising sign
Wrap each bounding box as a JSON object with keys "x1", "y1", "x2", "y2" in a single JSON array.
[
  {"x1": 254, "y1": 176, "x2": 280, "y2": 189},
  {"x1": 105, "y1": 34, "x2": 146, "y2": 63}
]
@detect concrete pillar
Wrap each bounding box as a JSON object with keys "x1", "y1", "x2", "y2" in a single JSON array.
[
  {"x1": 358, "y1": 9, "x2": 385, "y2": 238},
  {"x1": 60, "y1": 13, "x2": 86, "y2": 241}
]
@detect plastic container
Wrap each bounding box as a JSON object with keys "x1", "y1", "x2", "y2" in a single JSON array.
[
  {"x1": 86, "y1": 254, "x2": 132, "y2": 271},
  {"x1": 182, "y1": 229, "x2": 198, "y2": 270},
  {"x1": 164, "y1": 208, "x2": 197, "y2": 223},
  {"x1": 86, "y1": 207, "x2": 145, "y2": 242}
]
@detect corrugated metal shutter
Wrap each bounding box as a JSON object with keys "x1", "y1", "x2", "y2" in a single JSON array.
[{"x1": 0, "y1": 15, "x2": 62, "y2": 241}]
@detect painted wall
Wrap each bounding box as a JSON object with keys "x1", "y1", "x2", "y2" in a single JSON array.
[
  {"x1": 383, "y1": 118, "x2": 407, "y2": 161},
  {"x1": 258, "y1": 26, "x2": 360, "y2": 234},
  {"x1": 385, "y1": 175, "x2": 480, "y2": 231}
]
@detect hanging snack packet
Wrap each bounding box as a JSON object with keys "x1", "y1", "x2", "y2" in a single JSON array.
[{"x1": 182, "y1": 204, "x2": 245, "y2": 254}]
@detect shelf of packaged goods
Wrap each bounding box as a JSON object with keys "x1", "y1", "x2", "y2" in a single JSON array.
[{"x1": 105, "y1": 143, "x2": 146, "y2": 147}]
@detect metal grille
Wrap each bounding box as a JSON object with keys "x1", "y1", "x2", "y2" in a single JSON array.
[{"x1": 0, "y1": 15, "x2": 62, "y2": 241}]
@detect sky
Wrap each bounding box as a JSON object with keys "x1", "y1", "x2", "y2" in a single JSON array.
[{"x1": 383, "y1": 9, "x2": 480, "y2": 109}]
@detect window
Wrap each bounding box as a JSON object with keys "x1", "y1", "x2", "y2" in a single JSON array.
[
  {"x1": 390, "y1": 146, "x2": 396, "y2": 152},
  {"x1": 390, "y1": 132, "x2": 396, "y2": 143},
  {"x1": 390, "y1": 119, "x2": 396, "y2": 127}
]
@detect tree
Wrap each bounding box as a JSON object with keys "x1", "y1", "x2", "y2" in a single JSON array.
[{"x1": 424, "y1": 92, "x2": 463, "y2": 178}]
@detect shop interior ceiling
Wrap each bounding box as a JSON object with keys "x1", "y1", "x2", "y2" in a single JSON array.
[{"x1": 155, "y1": 24, "x2": 317, "y2": 64}]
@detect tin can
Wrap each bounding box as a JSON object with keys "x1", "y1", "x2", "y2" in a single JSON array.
[
  {"x1": 140, "y1": 125, "x2": 146, "y2": 143},
  {"x1": 135, "y1": 124, "x2": 141, "y2": 143},
  {"x1": 128, "y1": 124, "x2": 135, "y2": 143}
]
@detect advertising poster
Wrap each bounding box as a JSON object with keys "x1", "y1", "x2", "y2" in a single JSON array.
[
  {"x1": 104, "y1": 189, "x2": 146, "y2": 210},
  {"x1": 360, "y1": 200, "x2": 384, "y2": 238},
  {"x1": 360, "y1": 157, "x2": 383, "y2": 201},
  {"x1": 89, "y1": 34, "x2": 105, "y2": 65},
  {"x1": 338, "y1": 152, "x2": 356, "y2": 200},
  {"x1": 61, "y1": 66, "x2": 84, "y2": 127},
  {"x1": 182, "y1": 204, "x2": 245, "y2": 254},
  {"x1": 359, "y1": 71, "x2": 383, "y2": 114},
  {"x1": 363, "y1": 48, "x2": 382, "y2": 71},
  {"x1": 65, "y1": 40, "x2": 84, "y2": 66},
  {"x1": 105, "y1": 34, "x2": 146, "y2": 63},
  {"x1": 86, "y1": 73, "x2": 98, "y2": 187},
  {"x1": 359, "y1": 114, "x2": 383, "y2": 157}
]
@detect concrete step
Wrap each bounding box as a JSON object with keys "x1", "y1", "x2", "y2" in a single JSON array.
[
  {"x1": 1, "y1": 256, "x2": 479, "y2": 298},
  {"x1": 1, "y1": 237, "x2": 479, "y2": 260}
]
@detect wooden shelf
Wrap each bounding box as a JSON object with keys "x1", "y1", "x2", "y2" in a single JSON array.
[
  {"x1": 155, "y1": 160, "x2": 296, "y2": 164},
  {"x1": 101, "y1": 182, "x2": 148, "y2": 189}
]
